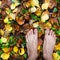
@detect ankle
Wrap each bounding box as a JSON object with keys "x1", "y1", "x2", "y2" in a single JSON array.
[
  {"x1": 27, "y1": 56, "x2": 36, "y2": 60},
  {"x1": 28, "y1": 55, "x2": 37, "y2": 60},
  {"x1": 43, "y1": 54, "x2": 53, "y2": 60}
]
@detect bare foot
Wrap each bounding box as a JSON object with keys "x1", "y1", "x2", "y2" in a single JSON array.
[
  {"x1": 26, "y1": 29, "x2": 38, "y2": 60},
  {"x1": 43, "y1": 29, "x2": 56, "y2": 60}
]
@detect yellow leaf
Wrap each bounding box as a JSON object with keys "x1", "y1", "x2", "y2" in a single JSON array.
[
  {"x1": 0, "y1": 1, "x2": 2, "y2": 5},
  {"x1": 1, "y1": 53, "x2": 10, "y2": 60},
  {"x1": 31, "y1": 0, "x2": 39, "y2": 7},
  {"x1": 55, "y1": 43, "x2": 60, "y2": 50},
  {"x1": 2, "y1": 48, "x2": 9, "y2": 53},
  {"x1": 9, "y1": 13, "x2": 16, "y2": 19},
  {"x1": 5, "y1": 24, "x2": 12, "y2": 32},
  {"x1": 0, "y1": 29, "x2": 4, "y2": 35},
  {"x1": 35, "y1": 9, "x2": 41, "y2": 16},
  {"x1": 4, "y1": 17, "x2": 9, "y2": 23},
  {"x1": 1, "y1": 37, "x2": 7, "y2": 43},
  {"x1": 41, "y1": 14, "x2": 49, "y2": 22},
  {"x1": 13, "y1": 46, "x2": 18, "y2": 53},
  {"x1": 33, "y1": 22, "x2": 39, "y2": 28},
  {"x1": 10, "y1": 4, "x2": 16, "y2": 9},
  {"x1": 53, "y1": 53, "x2": 60, "y2": 60},
  {"x1": 29, "y1": 7, "x2": 37, "y2": 13},
  {"x1": 46, "y1": 22, "x2": 52, "y2": 28},
  {"x1": 38, "y1": 45, "x2": 41, "y2": 50},
  {"x1": 42, "y1": 3, "x2": 49, "y2": 10},
  {"x1": 19, "y1": 48, "x2": 25, "y2": 55}
]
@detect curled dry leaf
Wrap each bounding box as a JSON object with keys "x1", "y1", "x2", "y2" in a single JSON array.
[
  {"x1": 41, "y1": 14, "x2": 49, "y2": 22},
  {"x1": 38, "y1": 32, "x2": 43, "y2": 38},
  {"x1": 12, "y1": 54, "x2": 18, "y2": 58},
  {"x1": 30, "y1": 0, "x2": 40, "y2": 7},
  {"x1": 49, "y1": 18, "x2": 58, "y2": 24},
  {"x1": 29, "y1": 6, "x2": 37, "y2": 13},
  {"x1": 19, "y1": 48, "x2": 25, "y2": 55},
  {"x1": 13, "y1": 25, "x2": 20, "y2": 31},
  {"x1": 16, "y1": 16, "x2": 25, "y2": 25},
  {"x1": 38, "y1": 39, "x2": 43, "y2": 46},
  {"x1": 23, "y1": 23, "x2": 30, "y2": 30},
  {"x1": 49, "y1": 0, "x2": 57, "y2": 9},
  {"x1": 33, "y1": 22, "x2": 39, "y2": 28},
  {"x1": 24, "y1": 12, "x2": 30, "y2": 21},
  {"x1": 26, "y1": 1, "x2": 31, "y2": 8},
  {"x1": 17, "y1": 39, "x2": 23, "y2": 46},
  {"x1": 53, "y1": 25, "x2": 59, "y2": 29},
  {"x1": 42, "y1": 2, "x2": 49, "y2": 10},
  {"x1": 52, "y1": 13, "x2": 57, "y2": 17},
  {"x1": 41, "y1": 10, "x2": 49, "y2": 22},
  {"x1": 43, "y1": 22, "x2": 52, "y2": 29},
  {"x1": 35, "y1": 8, "x2": 41, "y2": 16}
]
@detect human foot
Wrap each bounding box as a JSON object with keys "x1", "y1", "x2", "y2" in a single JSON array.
[
  {"x1": 43, "y1": 29, "x2": 56, "y2": 60},
  {"x1": 26, "y1": 29, "x2": 38, "y2": 60}
]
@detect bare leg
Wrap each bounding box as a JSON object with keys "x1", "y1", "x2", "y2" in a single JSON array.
[
  {"x1": 26, "y1": 29, "x2": 38, "y2": 60},
  {"x1": 43, "y1": 29, "x2": 56, "y2": 60}
]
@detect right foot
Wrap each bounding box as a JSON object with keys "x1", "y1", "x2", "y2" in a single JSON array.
[{"x1": 43, "y1": 29, "x2": 56, "y2": 60}]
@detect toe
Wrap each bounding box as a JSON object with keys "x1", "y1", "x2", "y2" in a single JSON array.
[
  {"x1": 51, "y1": 30, "x2": 55, "y2": 36},
  {"x1": 30, "y1": 29, "x2": 33, "y2": 35},
  {"x1": 25, "y1": 35, "x2": 29, "y2": 43},
  {"x1": 27, "y1": 30, "x2": 31, "y2": 36},
  {"x1": 50, "y1": 30, "x2": 53, "y2": 35},
  {"x1": 45, "y1": 29, "x2": 50, "y2": 35},
  {"x1": 54, "y1": 34, "x2": 57, "y2": 40},
  {"x1": 34, "y1": 29, "x2": 38, "y2": 36}
]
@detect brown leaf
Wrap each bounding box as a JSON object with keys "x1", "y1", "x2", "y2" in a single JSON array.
[
  {"x1": 38, "y1": 32, "x2": 43, "y2": 38},
  {"x1": 49, "y1": 18, "x2": 58, "y2": 24},
  {"x1": 16, "y1": 16, "x2": 25, "y2": 25},
  {"x1": 49, "y1": 0, "x2": 57, "y2": 9},
  {"x1": 24, "y1": 12, "x2": 30, "y2": 21}
]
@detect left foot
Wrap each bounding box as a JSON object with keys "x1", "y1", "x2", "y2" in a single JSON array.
[{"x1": 26, "y1": 29, "x2": 38, "y2": 60}]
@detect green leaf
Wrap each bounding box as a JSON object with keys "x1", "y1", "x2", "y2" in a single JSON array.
[
  {"x1": 23, "y1": 53, "x2": 28, "y2": 59},
  {"x1": 56, "y1": 0, "x2": 60, "y2": 3},
  {"x1": 0, "y1": 14, "x2": 2, "y2": 18},
  {"x1": 57, "y1": 50, "x2": 60, "y2": 56},
  {"x1": 1, "y1": 44, "x2": 6, "y2": 48},
  {"x1": 30, "y1": 14, "x2": 40, "y2": 21},
  {"x1": 8, "y1": 36, "x2": 16, "y2": 46},
  {"x1": 56, "y1": 38, "x2": 60, "y2": 43},
  {"x1": 22, "y1": 9, "x2": 28, "y2": 14},
  {"x1": 11, "y1": 51, "x2": 16, "y2": 56},
  {"x1": 30, "y1": 14, "x2": 37, "y2": 20},
  {"x1": 51, "y1": 27, "x2": 57, "y2": 31},
  {"x1": 12, "y1": 0, "x2": 15, "y2": 3},
  {"x1": 0, "y1": 58, "x2": 2, "y2": 60},
  {"x1": 37, "y1": 26, "x2": 41, "y2": 32},
  {"x1": 10, "y1": 36, "x2": 14, "y2": 40},
  {"x1": 56, "y1": 30, "x2": 60, "y2": 35},
  {"x1": 0, "y1": 39, "x2": 2, "y2": 44},
  {"x1": 53, "y1": 8, "x2": 58, "y2": 12},
  {"x1": 58, "y1": 16, "x2": 60, "y2": 21},
  {"x1": 0, "y1": 51, "x2": 3, "y2": 55},
  {"x1": 22, "y1": 41, "x2": 26, "y2": 47}
]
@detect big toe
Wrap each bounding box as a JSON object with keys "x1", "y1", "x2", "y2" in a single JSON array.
[
  {"x1": 34, "y1": 29, "x2": 38, "y2": 36},
  {"x1": 30, "y1": 29, "x2": 33, "y2": 35}
]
